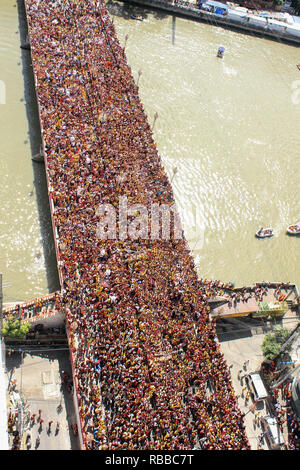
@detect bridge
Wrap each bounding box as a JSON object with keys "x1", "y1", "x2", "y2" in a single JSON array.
[{"x1": 2, "y1": 0, "x2": 251, "y2": 450}]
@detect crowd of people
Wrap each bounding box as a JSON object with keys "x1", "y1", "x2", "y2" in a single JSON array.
[
  {"x1": 3, "y1": 293, "x2": 57, "y2": 321},
  {"x1": 25, "y1": 0, "x2": 250, "y2": 449},
  {"x1": 262, "y1": 362, "x2": 300, "y2": 451}
]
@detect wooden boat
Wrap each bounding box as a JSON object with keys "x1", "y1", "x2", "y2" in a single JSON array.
[
  {"x1": 255, "y1": 227, "x2": 273, "y2": 238},
  {"x1": 130, "y1": 14, "x2": 143, "y2": 21},
  {"x1": 217, "y1": 46, "x2": 225, "y2": 58},
  {"x1": 286, "y1": 222, "x2": 300, "y2": 235}
]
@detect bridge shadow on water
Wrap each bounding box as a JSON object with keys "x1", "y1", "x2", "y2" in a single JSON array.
[{"x1": 16, "y1": 0, "x2": 60, "y2": 296}]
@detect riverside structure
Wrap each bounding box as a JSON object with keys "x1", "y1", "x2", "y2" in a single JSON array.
[
  {"x1": 123, "y1": 0, "x2": 300, "y2": 45},
  {"x1": 6, "y1": 0, "x2": 252, "y2": 450}
]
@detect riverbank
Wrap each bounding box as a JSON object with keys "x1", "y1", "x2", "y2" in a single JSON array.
[{"x1": 123, "y1": 0, "x2": 300, "y2": 44}]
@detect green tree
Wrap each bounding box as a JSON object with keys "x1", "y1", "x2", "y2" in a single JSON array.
[
  {"x1": 261, "y1": 326, "x2": 291, "y2": 361},
  {"x1": 1, "y1": 317, "x2": 31, "y2": 339}
]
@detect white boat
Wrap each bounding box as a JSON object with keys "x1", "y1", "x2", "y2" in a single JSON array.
[
  {"x1": 286, "y1": 222, "x2": 300, "y2": 235},
  {"x1": 255, "y1": 227, "x2": 274, "y2": 238},
  {"x1": 130, "y1": 14, "x2": 143, "y2": 21}
]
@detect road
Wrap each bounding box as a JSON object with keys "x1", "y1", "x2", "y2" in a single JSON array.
[{"x1": 6, "y1": 348, "x2": 80, "y2": 450}]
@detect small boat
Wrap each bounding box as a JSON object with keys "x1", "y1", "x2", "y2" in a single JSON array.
[
  {"x1": 255, "y1": 227, "x2": 274, "y2": 238},
  {"x1": 286, "y1": 222, "x2": 300, "y2": 235},
  {"x1": 297, "y1": 64, "x2": 300, "y2": 70},
  {"x1": 217, "y1": 46, "x2": 225, "y2": 58},
  {"x1": 130, "y1": 14, "x2": 143, "y2": 21}
]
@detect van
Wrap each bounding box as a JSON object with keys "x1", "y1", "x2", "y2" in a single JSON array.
[
  {"x1": 247, "y1": 372, "x2": 268, "y2": 401},
  {"x1": 261, "y1": 416, "x2": 285, "y2": 449}
]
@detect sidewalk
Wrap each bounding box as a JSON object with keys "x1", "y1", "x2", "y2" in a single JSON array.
[
  {"x1": 219, "y1": 313, "x2": 299, "y2": 449},
  {"x1": 5, "y1": 349, "x2": 80, "y2": 450}
]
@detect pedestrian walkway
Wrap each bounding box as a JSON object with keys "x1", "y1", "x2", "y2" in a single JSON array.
[
  {"x1": 3, "y1": 292, "x2": 60, "y2": 323},
  {"x1": 210, "y1": 283, "x2": 299, "y2": 319}
]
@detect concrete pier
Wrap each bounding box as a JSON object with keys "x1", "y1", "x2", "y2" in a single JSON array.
[
  {"x1": 2, "y1": 292, "x2": 61, "y2": 325},
  {"x1": 209, "y1": 283, "x2": 300, "y2": 319}
]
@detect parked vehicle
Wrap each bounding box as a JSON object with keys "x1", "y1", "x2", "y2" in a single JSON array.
[{"x1": 247, "y1": 372, "x2": 268, "y2": 401}]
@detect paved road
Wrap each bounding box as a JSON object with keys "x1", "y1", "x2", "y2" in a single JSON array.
[
  {"x1": 219, "y1": 312, "x2": 300, "y2": 450},
  {"x1": 6, "y1": 349, "x2": 80, "y2": 450},
  {"x1": 6, "y1": 312, "x2": 299, "y2": 450}
]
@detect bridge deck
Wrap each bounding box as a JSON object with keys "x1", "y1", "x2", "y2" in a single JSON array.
[{"x1": 21, "y1": 0, "x2": 250, "y2": 450}]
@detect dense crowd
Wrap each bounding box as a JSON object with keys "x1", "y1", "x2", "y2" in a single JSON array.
[
  {"x1": 25, "y1": 0, "x2": 250, "y2": 449},
  {"x1": 262, "y1": 362, "x2": 300, "y2": 451},
  {"x1": 199, "y1": 279, "x2": 296, "y2": 304}
]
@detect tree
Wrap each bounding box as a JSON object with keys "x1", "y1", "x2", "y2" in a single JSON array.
[
  {"x1": 1, "y1": 316, "x2": 31, "y2": 339},
  {"x1": 261, "y1": 326, "x2": 291, "y2": 361}
]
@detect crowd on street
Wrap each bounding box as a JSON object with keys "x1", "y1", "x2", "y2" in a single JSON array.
[{"x1": 24, "y1": 0, "x2": 252, "y2": 450}]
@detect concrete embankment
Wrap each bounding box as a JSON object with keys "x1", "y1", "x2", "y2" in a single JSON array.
[{"x1": 124, "y1": 0, "x2": 300, "y2": 45}]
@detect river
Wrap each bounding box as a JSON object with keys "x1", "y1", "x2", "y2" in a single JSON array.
[
  {"x1": 108, "y1": 1, "x2": 300, "y2": 287},
  {"x1": 0, "y1": 0, "x2": 299, "y2": 303},
  {"x1": 0, "y1": 0, "x2": 59, "y2": 303}
]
